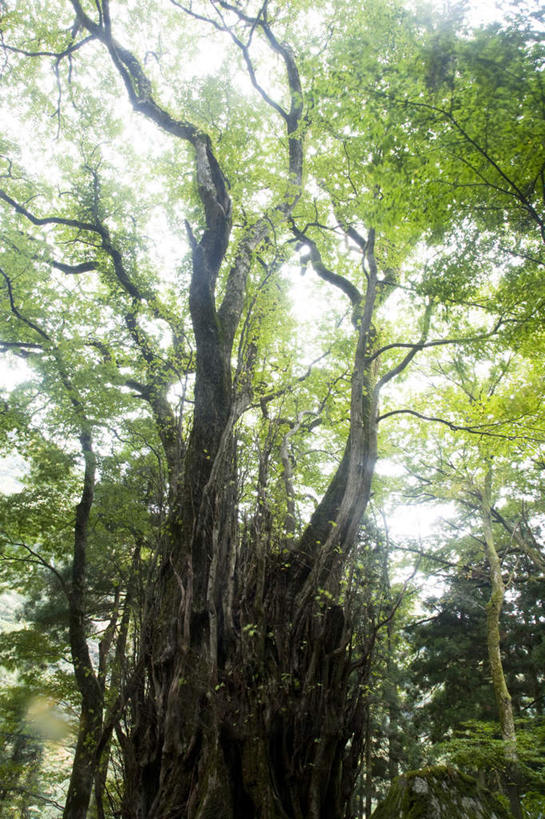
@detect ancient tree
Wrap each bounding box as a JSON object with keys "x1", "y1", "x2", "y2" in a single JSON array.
[{"x1": 1, "y1": 0, "x2": 534, "y2": 816}]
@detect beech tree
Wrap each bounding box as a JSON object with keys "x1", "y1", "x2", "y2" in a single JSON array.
[{"x1": 0, "y1": 1, "x2": 544, "y2": 817}]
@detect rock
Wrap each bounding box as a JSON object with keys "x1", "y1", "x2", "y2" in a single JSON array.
[{"x1": 371, "y1": 765, "x2": 513, "y2": 818}]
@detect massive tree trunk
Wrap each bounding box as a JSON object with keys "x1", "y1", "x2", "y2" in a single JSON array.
[
  {"x1": 33, "y1": 5, "x2": 384, "y2": 816},
  {"x1": 111, "y1": 120, "x2": 380, "y2": 817},
  {"x1": 121, "y1": 224, "x2": 380, "y2": 817}
]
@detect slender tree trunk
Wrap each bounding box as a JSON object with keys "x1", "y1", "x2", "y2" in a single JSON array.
[
  {"x1": 64, "y1": 705, "x2": 103, "y2": 819},
  {"x1": 63, "y1": 428, "x2": 103, "y2": 819},
  {"x1": 479, "y1": 469, "x2": 523, "y2": 819},
  {"x1": 364, "y1": 709, "x2": 373, "y2": 818},
  {"x1": 94, "y1": 546, "x2": 141, "y2": 818}
]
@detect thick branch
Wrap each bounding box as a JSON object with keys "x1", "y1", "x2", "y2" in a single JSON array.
[
  {"x1": 0, "y1": 339, "x2": 43, "y2": 355},
  {"x1": 51, "y1": 259, "x2": 99, "y2": 274},
  {"x1": 297, "y1": 229, "x2": 379, "y2": 572},
  {"x1": 377, "y1": 408, "x2": 545, "y2": 443},
  {"x1": 491, "y1": 507, "x2": 545, "y2": 573},
  {"x1": 70, "y1": 0, "x2": 231, "y2": 241},
  {"x1": 367, "y1": 316, "x2": 504, "y2": 365},
  {"x1": 292, "y1": 223, "x2": 362, "y2": 313},
  {"x1": 0, "y1": 189, "x2": 98, "y2": 232},
  {"x1": 375, "y1": 301, "x2": 432, "y2": 391},
  {"x1": 182, "y1": 0, "x2": 304, "y2": 187},
  {"x1": 217, "y1": 218, "x2": 271, "y2": 349}
]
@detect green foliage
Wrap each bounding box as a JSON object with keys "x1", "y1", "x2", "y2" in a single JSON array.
[
  {"x1": 437, "y1": 719, "x2": 545, "y2": 797},
  {"x1": 1, "y1": 0, "x2": 545, "y2": 814}
]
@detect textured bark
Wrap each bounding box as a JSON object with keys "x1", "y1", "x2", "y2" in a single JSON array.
[
  {"x1": 119, "y1": 303, "x2": 377, "y2": 817},
  {"x1": 113, "y1": 208, "x2": 380, "y2": 819},
  {"x1": 57, "y1": 5, "x2": 381, "y2": 815}
]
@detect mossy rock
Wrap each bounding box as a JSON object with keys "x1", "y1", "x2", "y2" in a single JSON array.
[{"x1": 371, "y1": 765, "x2": 512, "y2": 818}]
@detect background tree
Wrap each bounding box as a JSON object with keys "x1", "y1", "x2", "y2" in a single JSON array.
[{"x1": 388, "y1": 345, "x2": 545, "y2": 815}]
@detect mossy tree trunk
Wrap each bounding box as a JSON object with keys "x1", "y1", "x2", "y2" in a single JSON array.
[{"x1": 479, "y1": 468, "x2": 523, "y2": 819}]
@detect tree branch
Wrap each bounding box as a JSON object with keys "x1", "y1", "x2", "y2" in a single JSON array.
[
  {"x1": 377, "y1": 408, "x2": 545, "y2": 443},
  {"x1": 2, "y1": 35, "x2": 95, "y2": 60},
  {"x1": 375, "y1": 301, "x2": 433, "y2": 391},
  {"x1": 291, "y1": 222, "x2": 362, "y2": 315},
  {"x1": 1, "y1": 537, "x2": 68, "y2": 595},
  {"x1": 398, "y1": 95, "x2": 545, "y2": 241},
  {"x1": 51, "y1": 259, "x2": 99, "y2": 274},
  {"x1": 0, "y1": 189, "x2": 98, "y2": 233},
  {"x1": 367, "y1": 316, "x2": 504, "y2": 365},
  {"x1": 0, "y1": 267, "x2": 52, "y2": 342}
]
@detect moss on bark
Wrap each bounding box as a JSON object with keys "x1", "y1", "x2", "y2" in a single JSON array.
[{"x1": 371, "y1": 765, "x2": 513, "y2": 818}]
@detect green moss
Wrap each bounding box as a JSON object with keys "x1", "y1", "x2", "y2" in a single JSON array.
[{"x1": 371, "y1": 765, "x2": 513, "y2": 818}]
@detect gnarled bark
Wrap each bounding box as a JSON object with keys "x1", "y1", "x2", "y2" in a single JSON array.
[{"x1": 5, "y1": 4, "x2": 405, "y2": 815}]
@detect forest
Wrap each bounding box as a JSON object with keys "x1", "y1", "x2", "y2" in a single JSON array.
[{"x1": 0, "y1": 0, "x2": 544, "y2": 816}]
